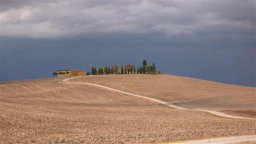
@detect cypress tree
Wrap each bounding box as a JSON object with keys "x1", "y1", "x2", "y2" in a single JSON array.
[
  {"x1": 91, "y1": 67, "x2": 97, "y2": 75},
  {"x1": 143, "y1": 59, "x2": 147, "y2": 66}
]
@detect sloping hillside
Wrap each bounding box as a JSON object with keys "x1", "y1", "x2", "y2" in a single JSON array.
[
  {"x1": 75, "y1": 74, "x2": 256, "y2": 110},
  {"x1": 0, "y1": 75, "x2": 255, "y2": 144}
]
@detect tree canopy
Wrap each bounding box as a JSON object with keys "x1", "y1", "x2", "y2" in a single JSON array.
[{"x1": 90, "y1": 60, "x2": 160, "y2": 75}]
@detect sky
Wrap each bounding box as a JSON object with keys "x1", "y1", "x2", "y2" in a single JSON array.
[{"x1": 0, "y1": 0, "x2": 255, "y2": 86}]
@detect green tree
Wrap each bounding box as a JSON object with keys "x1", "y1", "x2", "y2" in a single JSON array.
[
  {"x1": 143, "y1": 59, "x2": 147, "y2": 67},
  {"x1": 91, "y1": 67, "x2": 97, "y2": 75},
  {"x1": 103, "y1": 67, "x2": 107, "y2": 74},
  {"x1": 137, "y1": 66, "x2": 144, "y2": 74},
  {"x1": 98, "y1": 67, "x2": 104, "y2": 74},
  {"x1": 121, "y1": 66, "x2": 124, "y2": 74},
  {"x1": 152, "y1": 63, "x2": 156, "y2": 73},
  {"x1": 145, "y1": 65, "x2": 151, "y2": 73},
  {"x1": 105, "y1": 66, "x2": 111, "y2": 74}
]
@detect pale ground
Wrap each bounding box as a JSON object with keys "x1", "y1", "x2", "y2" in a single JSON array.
[
  {"x1": 220, "y1": 142, "x2": 256, "y2": 144},
  {"x1": 0, "y1": 75, "x2": 255, "y2": 144},
  {"x1": 77, "y1": 75, "x2": 256, "y2": 111},
  {"x1": 169, "y1": 135, "x2": 256, "y2": 144}
]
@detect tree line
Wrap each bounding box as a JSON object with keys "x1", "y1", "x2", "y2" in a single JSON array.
[{"x1": 90, "y1": 60, "x2": 160, "y2": 75}]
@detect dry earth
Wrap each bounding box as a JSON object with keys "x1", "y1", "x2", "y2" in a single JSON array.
[
  {"x1": 0, "y1": 75, "x2": 255, "y2": 144},
  {"x1": 207, "y1": 142, "x2": 256, "y2": 144},
  {"x1": 222, "y1": 110, "x2": 256, "y2": 118},
  {"x1": 77, "y1": 75, "x2": 256, "y2": 111}
]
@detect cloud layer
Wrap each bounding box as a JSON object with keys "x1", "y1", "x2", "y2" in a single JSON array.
[{"x1": 0, "y1": 0, "x2": 255, "y2": 39}]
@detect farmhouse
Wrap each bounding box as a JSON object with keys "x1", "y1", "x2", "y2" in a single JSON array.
[{"x1": 53, "y1": 70, "x2": 86, "y2": 77}]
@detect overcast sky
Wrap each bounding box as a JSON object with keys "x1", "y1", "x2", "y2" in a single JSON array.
[{"x1": 0, "y1": 0, "x2": 255, "y2": 86}]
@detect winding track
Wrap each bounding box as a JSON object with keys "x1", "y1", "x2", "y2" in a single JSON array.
[
  {"x1": 170, "y1": 135, "x2": 256, "y2": 144},
  {"x1": 62, "y1": 76, "x2": 254, "y2": 120},
  {"x1": 62, "y1": 76, "x2": 256, "y2": 144}
]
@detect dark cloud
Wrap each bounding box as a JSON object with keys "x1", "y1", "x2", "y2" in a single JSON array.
[{"x1": 0, "y1": 0, "x2": 255, "y2": 39}]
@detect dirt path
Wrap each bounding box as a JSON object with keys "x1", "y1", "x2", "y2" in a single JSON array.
[
  {"x1": 170, "y1": 135, "x2": 256, "y2": 144},
  {"x1": 65, "y1": 81, "x2": 186, "y2": 110},
  {"x1": 62, "y1": 76, "x2": 254, "y2": 120},
  {"x1": 194, "y1": 109, "x2": 255, "y2": 120},
  {"x1": 62, "y1": 76, "x2": 256, "y2": 144}
]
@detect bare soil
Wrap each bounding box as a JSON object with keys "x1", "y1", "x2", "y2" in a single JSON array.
[
  {"x1": 0, "y1": 75, "x2": 255, "y2": 144},
  {"x1": 77, "y1": 75, "x2": 256, "y2": 111},
  {"x1": 236, "y1": 142, "x2": 256, "y2": 144},
  {"x1": 223, "y1": 110, "x2": 256, "y2": 118}
]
